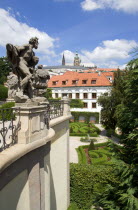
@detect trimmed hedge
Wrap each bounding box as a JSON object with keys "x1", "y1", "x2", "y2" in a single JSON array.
[
  {"x1": 70, "y1": 122, "x2": 100, "y2": 137},
  {"x1": 91, "y1": 153, "x2": 108, "y2": 165},
  {"x1": 70, "y1": 163, "x2": 120, "y2": 210},
  {"x1": 70, "y1": 133, "x2": 87, "y2": 137},
  {"x1": 89, "y1": 151, "x2": 99, "y2": 158},
  {"x1": 71, "y1": 111, "x2": 99, "y2": 124},
  {"x1": 76, "y1": 147, "x2": 87, "y2": 164}
]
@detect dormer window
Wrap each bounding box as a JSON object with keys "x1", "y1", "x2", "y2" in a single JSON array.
[
  {"x1": 106, "y1": 76, "x2": 112, "y2": 82},
  {"x1": 72, "y1": 80, "x2": 78, "y2": 85},
  {"x1": 82, "y1": 80, "x2": 87, "y2": 84},
  {"x1": 91, "y1": 79, "x2": 96, "y2": 84},
  {"x1": 62, "y1": 81, "x2": 67, "y2": 85},
  {"x1": 52, "y1": 81, "x2": 58, "y2": 85}
]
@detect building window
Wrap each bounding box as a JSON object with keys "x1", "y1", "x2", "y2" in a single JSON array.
[
  {"x1": 83, "y1": 93, "x2": 88, "y2": 99},
  {"x1": 62, "y1": 81, "x2": 67, "y2": 85},
  {"x1": 90, "y1": 116, "x2": 96, "y2": 123},
  {"x1": 106, "y1": 76, "x2": 112, "y2": 82},
  {"x1": 52, "y1": 81, "x2": 58, "y2": 85},
  {"x1": 55, "y1": 93, "x2": 58, "y2": 98},
  {"x1": 62, "y1": 93, "x2": 67, "y2": 98},
  {"x1": 72, "y1": 80, "x2": 78, "y2": 85},
  {"x1": 76, "y1": 93, "x2": 79, "y2": 99},
  {"x1": 83, "y1": 102, "x2": 88, "y2": 108},
  {"x1": 91, "y1": 79, "x2": 96, "y2": 84},
  {"x1": 92, "y1": 103, "x2": 96, "y2": 108},
  {"x1": 69, "y1": 93, "x2": 72, "y2": 99},
  {"x1": 92, "y1": 93, "x2": 97, "y2": 99},
  {"x1": 82, "y1": 80, "x2": 87, "y2": 84},
  {"x1": 79, "y1": 116, "x2": 85, "y2": 122}
]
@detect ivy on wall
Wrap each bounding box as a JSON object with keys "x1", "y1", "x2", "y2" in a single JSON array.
[{"x1": 71, "y1": 111, "x2": 99, "y2": 123}]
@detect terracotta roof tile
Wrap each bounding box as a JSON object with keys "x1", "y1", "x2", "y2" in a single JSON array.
[{"x1": 48, "y1": 71, "x2": 114, "y2": 88}]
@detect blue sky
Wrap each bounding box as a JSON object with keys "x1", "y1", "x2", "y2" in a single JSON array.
[{"x1": 0, "y1": 0, "x2": 138, "y2": 68}]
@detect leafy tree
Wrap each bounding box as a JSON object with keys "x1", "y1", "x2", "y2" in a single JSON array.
[
  {"x1": 98, "y1": 69, "x2": 126, "y2": 129},
  {"x1": 97, "y1": 59, "x2": 138, "y2": 209},
  {"x1": 0, "y1": 85, "x2": 8, "y2": 100},
  {"x1": 0, "y1": 57, "x2": 12, "y2": 85},
  {"x1": 115, "y1": 61, "x2": 138, "y2": 134},
  {"x1": 44, "y1": 88, "x2": 52, "y2": 99},
  {"x1": 70, "y1": 99, "x2": 84, "y2": 108}
]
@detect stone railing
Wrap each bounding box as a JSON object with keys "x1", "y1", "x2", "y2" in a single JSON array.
[
  {"x1": 0, "y1": 107, "x2": 20, "y2": 152},
  {"x1": 0, "y1": 97, "x2": 71, "y2": 210},
  {"x1": 0, "y1": 98, "x2": 70, "y2": 150},
  {"x1": 48, "y1": 100, "x2": 64, "y2": 120}
]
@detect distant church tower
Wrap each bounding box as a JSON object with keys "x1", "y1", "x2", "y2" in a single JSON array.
[
  {"x1": 62, "y1": 54, "x2": 65, "y2": 66},
  {"x1": 74, "y1": 52, "x2": 81, "y2": 66}
]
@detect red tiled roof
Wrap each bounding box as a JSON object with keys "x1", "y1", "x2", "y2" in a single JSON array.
[
  {"x1": 83, "y1": 68, "x2": 118, "y2": 72},
  {"x1": 48, "y1": 71, "x2": 114, "y2": 88}
]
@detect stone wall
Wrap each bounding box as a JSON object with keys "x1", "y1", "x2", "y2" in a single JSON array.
[{"x1": 0, "y1": 100, "x2": 71, "y2": 210}]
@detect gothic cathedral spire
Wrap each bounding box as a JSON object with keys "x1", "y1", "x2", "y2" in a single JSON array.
[{"x1": 62, "y1": 54, "x2": 65, "y2": 66}]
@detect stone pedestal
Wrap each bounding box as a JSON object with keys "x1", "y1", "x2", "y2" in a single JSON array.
[
  {"x1": 62, "y1": 97, "x2": 71, "y2": 116},
  {"x1": 15, "y1": 105, "x2": 48, "y2": 144}
]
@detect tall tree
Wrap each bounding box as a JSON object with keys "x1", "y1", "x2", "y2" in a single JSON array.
[
  {"x1": 0, "y1": 57, "x2": 12, "y2": 85},
  {"x1": 115, "y1": 60, "x2": 138, "y2": 134},
  {"x1": 98, "y1": 69, "x2": 126, "y2": 129},
  {"x1": 97, "y1": 59, "x2": 138, "y2": 209}
]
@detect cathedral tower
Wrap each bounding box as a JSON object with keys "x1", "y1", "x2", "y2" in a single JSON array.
[{"x1": 74, "y1": 52, "x2": 81, "y2": 66}]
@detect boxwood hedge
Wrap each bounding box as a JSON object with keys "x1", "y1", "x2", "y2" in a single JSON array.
[{"x1": 70, "y1": 163, "x2": 120, "y2": 210}]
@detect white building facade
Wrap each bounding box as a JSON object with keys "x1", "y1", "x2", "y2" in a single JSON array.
[
  {"x1": 48, "y1": 71, "x2": 114, "y2": 119},
  {"x1": 52, "y1": 86, "x2": 111, "y2": 113}
]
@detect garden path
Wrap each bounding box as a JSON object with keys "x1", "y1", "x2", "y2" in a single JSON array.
[{"x1": 69, "y1": 124, "x2": 109, "y2": 163}]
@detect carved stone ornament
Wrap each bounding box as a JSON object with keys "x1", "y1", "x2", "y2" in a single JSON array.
[{"x1": 6, "y1": 37, "x2": 50, "y2": 103}]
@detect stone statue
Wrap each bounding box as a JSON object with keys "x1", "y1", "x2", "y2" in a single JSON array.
[
  {"x1": 6, "y1": 37, "x2": 49, "y2": 102},
  {"x1": 6, "y1": 72, "x2": 18, "y2": 99}
]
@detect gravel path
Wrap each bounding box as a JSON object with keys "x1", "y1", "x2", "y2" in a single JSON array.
[
  {"x1": 69, "y1": 137, "x2": 89, "y2": 163},
  {"x1": 69, "y1": 124, "x2": 109, "y2": 163}
]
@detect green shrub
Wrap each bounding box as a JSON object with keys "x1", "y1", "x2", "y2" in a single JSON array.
[
  {"x1": 0, "y1": 85, "x2": 8, "y2": 100},
  {"x1": 88, "y1": 140, "x2": 95, "y2": 151},
  {"x1": 71, "y1": 112, "x2": 99, "y2": 123},
  {"x1": 94, "y1": 142, "x2": 109, "y2": 148},
  {"x1": 76, "y1": 146, "x2": 87, "y2": 164},
  {"x1": 92, "y1": 153, "x2": 108, "y2": 165},
  {"x1": 0, "y1": 102, "x2": 15, "y2": 120},
  {"x1": 69, "y1": 122, "x2": 100, "y2": 137},
  {"x1": 80, "y1": 137, "x2": 87, "y2": 142},
  {"x1": 70, "y1": 99, "x2": 84, "y2": 108},
  {"x1": 106, "y1": 129, "x2": 115, "y2": 137},
  {"x1": 68, "y1": 203, "x2": 80, "y2": 210},
  {"x1": 70, "y1": 133, "x2": 87, "y2": 137},
  {"x1": 89, "y1": 151, "x2": 99, "y2": 158},
  {"x1": 70, "y1": 163, "x2": 120, "y2": 210},
  {"x1": 80, "y1": 137, "x2": 97, "y2": 143},
  {"x1": 89, "y1": 133, "x2": 98, "y2": 137}
]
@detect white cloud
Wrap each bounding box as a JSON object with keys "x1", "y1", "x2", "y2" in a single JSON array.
[
  {"x1": 0, "y1": 8, "x2": 57, "y2": 57},
  {"x1": 61, "y1": 39, "x2": 138, "y2": 68},
  {"x1": 81, "y1": 0, "x2": 138, "y2": 13},
  {"x1": 81, "y1": 39, "x2": 138, "y2": 62},
  {"x1": 61, "y1": 50, "x2": 75, "y2": 63},
  {"x1": 81, "y1": 0, "x2": 103, "y2": 11}
]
